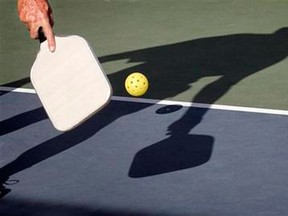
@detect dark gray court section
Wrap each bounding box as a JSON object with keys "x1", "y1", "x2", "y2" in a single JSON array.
[{"x1": 1, "y1": 91, "x2": 288, "y2": 216}]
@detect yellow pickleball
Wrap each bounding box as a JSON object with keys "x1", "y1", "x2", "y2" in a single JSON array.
[{"x1": 125, "y1": 72, "x2": 149, "y2": 97}]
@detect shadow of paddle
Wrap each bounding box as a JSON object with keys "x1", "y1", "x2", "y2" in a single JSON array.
[
  {"x1": 129, "y1": 134, "x2": 214, "y2": 178},
  {"x1": 129, "y1": 106, "x2": 214, "y2": 178}
]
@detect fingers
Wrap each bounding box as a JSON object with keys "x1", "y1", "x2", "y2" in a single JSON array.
[
  {"x1": 18, "y1": 0, "x2": 55, "y2": 52},
  {"x1": 42, "y1": 21, "x2": 56, "y2": 52},
  {"x1": 29, "y1": 24, "x2": 39, "y2": 39},
  {"x1": 44, "y1": 3, "x2": 56, "y2": 52},
  {"x1": 28, "y1": 21, "x2": 55, "y2": 52}
]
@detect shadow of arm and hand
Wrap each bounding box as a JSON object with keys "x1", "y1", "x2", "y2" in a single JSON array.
[{"x1": 166, "y1": 27, "x2": 288, "y2": 137}]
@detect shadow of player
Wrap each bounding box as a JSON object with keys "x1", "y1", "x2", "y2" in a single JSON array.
[
  {"x1": 101, "y1": 28, "x2": 288, "y2": 177},
  {"x1": 1, "y1": 28, "x2": 288, "y2": 186}
]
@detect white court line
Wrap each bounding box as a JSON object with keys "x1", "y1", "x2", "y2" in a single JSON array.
[
  {"x1": 0, "y1": 86, "x2": 36, "y2": 94},
  {"x1": 1, "y1": 86, "x2": 288, "y2": 116}
]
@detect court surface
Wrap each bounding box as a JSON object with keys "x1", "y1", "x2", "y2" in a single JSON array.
[
  {"x1": 1, "y1": 0, "x2": 288, "y2": 215},
  {"x1": 0, "y1": 90, "x2": 288, "y2": 216}
]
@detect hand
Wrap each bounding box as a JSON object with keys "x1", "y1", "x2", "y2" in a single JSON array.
[{"x1": 18, "y1": 0, "x2": 55, "y2": 52}]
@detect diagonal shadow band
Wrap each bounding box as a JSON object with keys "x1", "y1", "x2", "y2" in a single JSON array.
[
  {"x1": 0, "y1": 107, "x2": 47, "y2": 136},
  {"x1": 0, "y1": 77, "x2": 31, "y2": 97},
  {"x1": 0, "y1": 101, "x2": 150, "y2": 183}
]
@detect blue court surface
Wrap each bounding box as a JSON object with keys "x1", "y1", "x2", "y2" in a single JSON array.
[
  {"x1": 1, "y1": 1, "x2": 288, "y2": 215},
  {"x1": 1, "y1": 90, "x2": 288, "y2": 216}
]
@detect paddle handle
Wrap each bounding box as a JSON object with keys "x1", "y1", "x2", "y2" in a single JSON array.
[{"x1": 38, "y1": 27, "x2": 47, "y2": 43}]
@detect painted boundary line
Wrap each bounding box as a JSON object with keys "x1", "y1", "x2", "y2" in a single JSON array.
[
  {"x1": 1, "y1": 86, "x2": 288, "y2": 116},
  {"x1": 112, "y1": 96, "x2": 288, "y2": 116},
  {"x1": 0, "y1": 86, "x2": 36, "y2": 94}
]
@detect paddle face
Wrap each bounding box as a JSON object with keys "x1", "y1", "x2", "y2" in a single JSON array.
[{"x1": 31, "y1": 35, "x2": 112, "y2": 131}]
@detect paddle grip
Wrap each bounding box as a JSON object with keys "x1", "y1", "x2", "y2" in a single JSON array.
[{"x1": 38, "y1": 27, "x2": 47, "y2": 43}]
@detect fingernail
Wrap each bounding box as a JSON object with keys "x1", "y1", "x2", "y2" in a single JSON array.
[{"x1": 49, "y1": 46, "x2": 55, "y2": 52}]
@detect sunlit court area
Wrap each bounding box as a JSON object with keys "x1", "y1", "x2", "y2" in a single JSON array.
[{"x1": 1, "y1": 1, "x2": 288, "y2": 215}]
